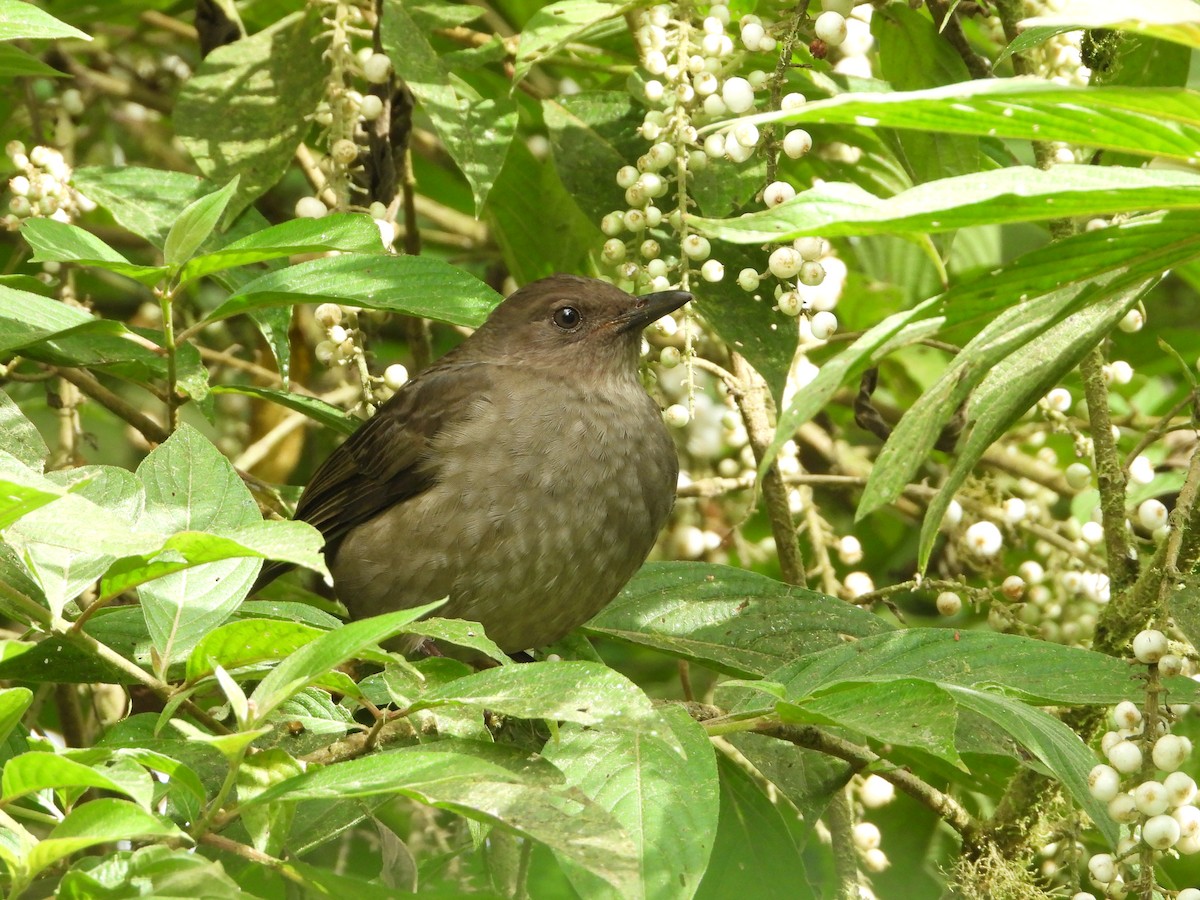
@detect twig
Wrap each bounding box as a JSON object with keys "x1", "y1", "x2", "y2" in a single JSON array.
[
  {"x1": 730, "y1": 353, "x2": 806, "y2": 586},
  {"x1": 1080, "y1": 346, "x2": 1137, "y2": 592},
  {"x1": 825, "y1": 787, "x2": 863, "y2": 900},
  {"x1": 764, "y1": 2, "x2": 813, "y2": 186},
  {"x1": 926, "y1": 0, "x2": 992, "y2": 79},
  {"x1": 55, "y1": 366, "x2": 170, "y2": 445},
  {"x1": 742, "y1": 719, "x2": 982, "y2": 846}
]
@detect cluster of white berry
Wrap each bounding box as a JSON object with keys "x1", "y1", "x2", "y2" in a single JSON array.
[
  {"x1": 1021, "y1": 0, "x2": 1092, "y2": 88},
  {"x1": 2, "y1": 141, "x2": 95, "y2": 231},
  {"x1": 313, "y1": 301, "x2": 407, "y2": 406},
  {"x1": 294, "y1": 1, "x2": 395, "y2": 238},
  {"x1": 1082, "y1": 630, "x2": 1199, "y2": 896}
]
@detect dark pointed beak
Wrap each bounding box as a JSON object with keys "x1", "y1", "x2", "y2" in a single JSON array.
[{"x1": 615, "y1": 290, "x2": 692, "y2": 333}]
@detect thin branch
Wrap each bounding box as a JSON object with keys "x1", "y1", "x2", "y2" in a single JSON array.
[
  {"x1": 926, "y1": 0, "x2": 992, "y2": 79},
  {"x1": 730, "y1": 353, "x2": 806, "y2": 586},
  {"x1": 1080, "y1": 346, "x2": 1138, "y2": 592},
  {"x1": 55, "y1": 366, "x2": 170, "y2": 445},
  {"x1": 745, "y1": 719, "x2": 982, "y2": 847}
]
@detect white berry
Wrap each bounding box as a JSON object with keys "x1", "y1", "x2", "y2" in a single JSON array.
[
  {"x1": 782, "y1": 129, "x2": 813, "y2": 158},
  {"x1": 1132, "y1": 629, "x2": 1168, "y2": 664},
  {"x1": 701, "y1": 259, "x2": 725, "y2": 282},
  {"x1": 798, "y1": 260, "x2": 826, "y2": 287},
  {"x1": 936, "y1": 592, "x2": 962, "y2": 616},
  {"x1": 965, "y1": 521, "x2": 1002, "y2": 557},
  {"x1": 664, "y1": 404, "x2": 690, "y2": 428},
  {"x1": 363, "y1": 53, "x2": 392, "y2": 84},
  {"x1": 1087, "y1": 853, "x2": 1116, "y2": 884},
  {"x1": 1134, "y1": 780, "x2": 1170, "y2": 816},
  {"x1": 737, "y1": 268, "x2": 760, "y2": 292},
  {"x1": 1165, "y1": 771, "x2": 1197, "y2": 806},
  {"x1": 814, "y1": 10, "x2": 848, "y2": 45},
  {"x1": 1143, "y1": 813, "x2": 1181, "y2": 849},
  {"x1": 1089, "y1": 765, "x2": 1121, "y2": 802},
  {"x1": 809, "y1": 310, "x2": 838, "y2": 340},
  {"x1": 721, "y1": 77, "x2": 755, "y2": 113},
  {"x1": 1044, "y1": 387, "x2": 1072, "y2": 413},
  {"x1": 295, "y1": 196, "x2": 327, "y2": 218},
  {"x1": 1107, "y1": 740, "x2": 1143, "y2": 774},
  {"x1": 1137, "y1": 499, "x2": 1167, "y2": 531},
  {"x1": 1152, "y1": 734, "x2": 1190, "y2": 772},
  {"x1": 383, "y1": 364, "x2": 408, "y2": 391},
  {"x1": 1118, "y1": 308, "x2": 1144, "y2": 333},
  {"x1": 763, "y1": 181, "x2": 796, "y2": 207},
  {"x1": 768, "y1": 246, "x2": 803, "y2": 279},
  {"x1": 1065, "y1": 462, "x2": 1091, "y2": 489},
  {"x1": 851, "y1": 821, "x2": 880, "y2": 851}
]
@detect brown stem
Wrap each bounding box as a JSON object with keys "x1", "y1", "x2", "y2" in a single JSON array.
[
  {"x1": 730, "y1": 353, "x2": 806, "y2": 586},
  {"x1": 926, "y1": 0, "x2": 992, "y2": 79},
  {"x1": 1080, "y1": 346, "x2": 1138, "y2": 592},
  {"x1": 55, "y1": 366, "x2": 170, "y2": 445}
]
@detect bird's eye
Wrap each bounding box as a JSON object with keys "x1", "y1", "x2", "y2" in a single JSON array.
[{"x1": 552, "y1": 306, "x2": 581, "y2": 330}]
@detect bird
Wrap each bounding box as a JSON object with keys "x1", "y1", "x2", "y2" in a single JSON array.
[{"x1": 264, "y1": 273, "x2": 691, "y2": 654}]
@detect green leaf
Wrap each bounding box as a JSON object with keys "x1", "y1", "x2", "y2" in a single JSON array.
[
  {"x1": 135, "y1": 425, "x2": 264, "y2": 665},
  {"x1": 0, "y1": 686, "x2": 32, "y2": 746},
  {"x1": 21, "y1": 218, "x2": 168, "y2": 285},
  {"x1": 945, "y1": 685, "x2": 1118, "y2": 845},
  {"x1": 693, "y1": 243, "x2": 800, "y2": 404},
  {"x1": 689, "y1": 166, "x2": 1200, "y2": 243},
  {"x1": 0, "y1": 451, "x2": 70, "y2": 529},
  {"x1": 246, "y1": 743, "x2": 638, "y2": 893},
  {"x1": 0, "y1": 43, "x2": 66, "y2": 77},
  {"x1": 72, "y1": 167, "x2": 221, "y2": 249},
  {"x1": 202, "y1": 254, "x2": 502, "y2": 329},
  {"x1": 485, "y1": 136, "x2": 601, "y2": 284},
  {"x1": 185, "y1": 617, "x2": 326, "y2": 683},
  {"x1": 99, "y1": 520, "x2": 330, "y2": 602},
  {"x1": 0, "y1": 283, "x2": 95, "y2": 356},
  {"x1": 8, "y1": 465, "x2": 145, "y2": 615},
  {"x1": 770, "y1": 629, "x2": 1197, "y2": 709},
  {"x1": 513, "y1": 0, "x2": 630, "y2": 85},
  {"x1": 24, "y1": 799, "x2": 186, "y2": 881},
  {"x1": 543, "y1": 92, "x2": 643, "y2": 225},
  {"x1": 2, "y1": 752, "x2": 142, "y2": 802},
  {"x1": 694, "y1": 754, "x2": 812, "y2": 900},
  {"x1": 543, "y1": 706, "x2": 719, "y2": 900},
  {"x1": 1022, "y1": 0, "x2": 1200, "y2": 50},
  {"x1": 163, "y1": 177, "x2": 239, "y2": 267},
  {"x1": 381, "y1": 0, "x2": 517, "y2": 212},
  {"x1": 870, "y1": 4, "x2": 978, "y2": 183},
  {"x1": 0, "y1": 0, "x2": 91, "y2": 41},
  {"x1": 739, "y1": 79, "x2": 1200, "y2": 163},
  {"x1": 777, "y1": 678, "x2": 963, "y2": 768},
  {"x1": 394, "y1": 617, "x2": 510, "y2": 666},
  {"x1": 57, "y1": 846, "x2": 247, "y2": 900},
  {"x1": 0, "y1": 390, "x2": 47, "y2": 467},
  {"x1": 175, "y1": 11, "x2": 326, "y2": 216},
  {"x1": 413, "y1": 660, "x2": 664, "y2": 731},
  {"x1": 178, "y1": 213, "x2": 385, "y2": 285},
  {"x1": 248, "y1": 603, "x2": 444, "y2": 723},
  {"x1": 914, "y1": 279, "x2": 1151, "y2": 568},
  {"x1": 584, "y1": 562, "x2": 893, "y2": 677},
  {"x1": 209, "y1": 385, "x2": 357, "y2": 436}
]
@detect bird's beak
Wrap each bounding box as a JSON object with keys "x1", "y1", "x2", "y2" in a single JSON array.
[{"x1": 615, "y1": 289, "x2": 693, "y2": 333}]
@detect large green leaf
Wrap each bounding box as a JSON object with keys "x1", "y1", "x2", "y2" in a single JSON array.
[
  {"x1": 870, "y1": 4, "x2": 977, "y2": 183},
  {"x1": 736, "y1": 79, "x2": 1200, "y2": 163},
  {"x1": 201, "y1": 254, "x2": 502, "y2": 329},
  {"x1": 247, "y1": 603, "x2": 443, "y2": 723},
  {"x1": 163, "y1": 178, "x2": 239, "y2": 267},
  {"x1": 245, "y1": 743, "x2": 638, "y2": 893},
  {"x1": 584, "y1": 562, "x2": 893, "y2": 677},
  {"x1": 689, "y1": 166, "x2": 1200, "y2": 242},
  {"x1": 694, "y1": 754, "x2": 812, "y2": 900},
  {"x1": 178, "y1": 214, "x2": 386, "y2": 286},
  {"x1": 0, "y1": 389, "x2": 47, "y2": 468},
  {"x1": 914, "y1": 279, "x2": 1152, "y2": 568},
  {"x1": 512, "y1": 0, "x2": 630, "y2": 84},
  {"x1": 0, "y1": 0, "x2": 90, "y2": 41},
  {"x1": 412, "y1": 659, "x2": 664, "y2": 731},
  {"x1": 134, "y1": 426, "x2": 263, "y2": 665},
  {"x1": 543, "y1": 91, "x2": 642, "y2": 225},
  {"x1": 381, "y1": 0, "x2": 517, "y2": 212},
  {"x1": 21, "y1": 219, "x2": 168, "y2": 285},
  {"x1": 174, "y1": 11, "x2": 325, "y2": 216},
  {"x1": 544, "y1": 706, "x2": 719, "y2": 900}
]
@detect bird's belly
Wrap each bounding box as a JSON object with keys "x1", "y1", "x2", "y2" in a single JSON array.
[{"x1": 331, "y1": 391, "x2": 676, "y2": 652}]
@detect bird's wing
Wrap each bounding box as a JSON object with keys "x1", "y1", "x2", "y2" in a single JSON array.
[{"x1": 294, "y1": 360, "x2": 493, "y2": 556}]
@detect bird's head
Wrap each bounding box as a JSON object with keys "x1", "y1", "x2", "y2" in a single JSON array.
[{"x1": 466, "y1": 274, "x2": 692, "y2": 376}]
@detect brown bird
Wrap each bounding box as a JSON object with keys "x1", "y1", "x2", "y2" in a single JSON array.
[{"x1": 271, "y1": 274, "x2": 690, "y2": 654}]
